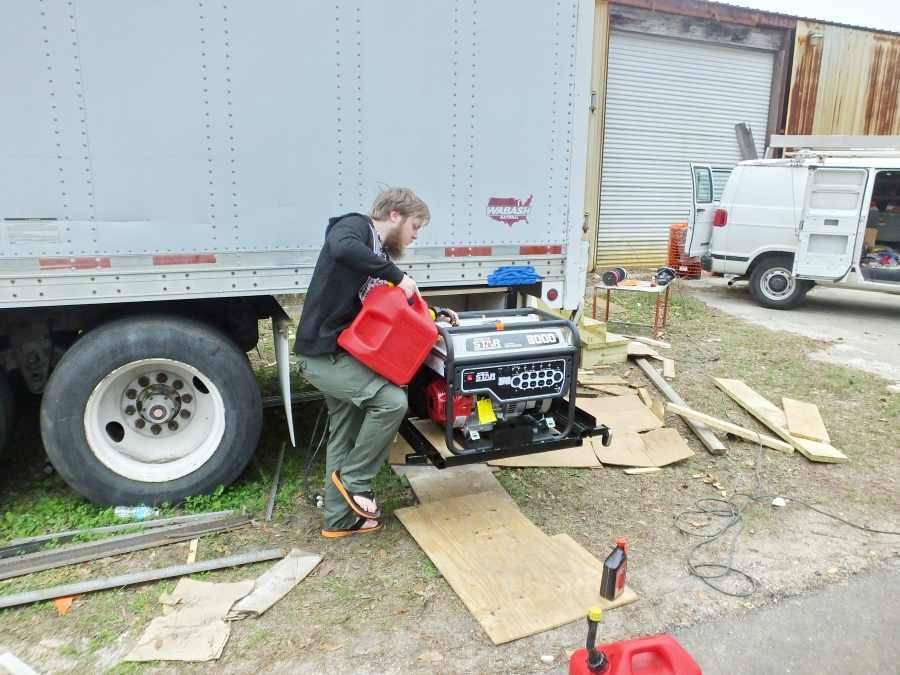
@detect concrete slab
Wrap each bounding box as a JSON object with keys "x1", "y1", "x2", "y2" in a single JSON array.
[
  {"x1": 687, "y1": 277, "x2": 900, "y2": 385},
  {"x1": 674, "y1": 565, "x2": 900, "y2": 675}
]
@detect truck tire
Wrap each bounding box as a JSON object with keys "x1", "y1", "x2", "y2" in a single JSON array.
[
  {"x1": 0, "y1": 372, "x2": 13, "y2": 456},
  {"x1": 41, "y1": 315, "x2": 262, "y2": 505},
  {"x1": 748, "y1": 256, "x2": 811, "y2": 310}
]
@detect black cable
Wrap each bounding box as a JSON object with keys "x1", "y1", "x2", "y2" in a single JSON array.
[{"x1": 676, "y1": 442, "x2": 900, "y2": 597}]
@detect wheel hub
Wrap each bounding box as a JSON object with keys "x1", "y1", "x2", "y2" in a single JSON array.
[
  {"x1": 123, "y1": 373, "x2": 193, "y2": 436},
  {"x1": 768, "y1": 275, "x2": 788, "y2": 293}
]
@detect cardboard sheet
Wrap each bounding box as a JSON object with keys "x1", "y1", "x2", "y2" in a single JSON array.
[
  {"x1": 577, "y1": 394, "x2": 664, "y2": 434},
  {"x1": 125, "y1": 578, "x2": 253, "y2": 662},
  {"x1": 226, "y1": 549, "x2": 321, "y2": 620},
  {"x1": 592, "y1": 428, "x2": 693, "y2": 467}
]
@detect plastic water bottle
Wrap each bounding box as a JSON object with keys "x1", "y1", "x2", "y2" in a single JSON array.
[{"x1": 113, "y1": 505, "x2": 159, "y2": 520}]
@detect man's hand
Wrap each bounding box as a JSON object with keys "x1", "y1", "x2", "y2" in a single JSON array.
[
  {"x1": 397, "y1": 274, "x2": 419, "y2": 300},
  {"x1": 434, "y1": 307, "x2": 460, "y2": 326}
]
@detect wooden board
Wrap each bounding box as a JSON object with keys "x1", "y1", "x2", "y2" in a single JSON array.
[
  {"x1": 576, "y1": 394, "x2": 663, "y2": 434},
  {"x1": 585, "y1": 385, "x2": 632, "y2": 397},
  {"x1": 636, "y1": 387, "x2": 653, "y2": 408},
  {"x1": 782, "y1": 398, "x2": 831, "y2": 443},
  {"x1": 634, "y1": 358, "x2": 726, "y2": 456},
  {"x1": 713, "y1": 379, "x2": 847, "y2": 463},
  {"x1": 398, "y1": 464, "x2": 512, "y2": 504},
  {"x1": 577, "y1": 375, "x2": 628, "y2": 386},
  {"x1": 666, "y1": 403, "x2": 794, "y2": 454},
  {"x1": 488, "y1": 443, "x2": 601, "y2": 468},
  {"x1": 662, "y1": 358, "x2": 676, "y2": 380},
  {"x1": 626, "y1": 342, "x2": 663, "y2": 360},
  {"x1": 624, "y1": 467, "x2": 662, "y2": 475},
  {"x1": 395, "y1": 492, "x2": 635, "y2": 644},
  {"x1": 388, "y1": 419, "x2": 455, "y2": 464},
  {"x1": 591, "y1": 428, "x2": 693, "y2": 467}
]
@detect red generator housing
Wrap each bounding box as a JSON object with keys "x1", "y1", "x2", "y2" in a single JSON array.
[{"x1": 424, "y1": 379, "x2": 474, "y2": 428}]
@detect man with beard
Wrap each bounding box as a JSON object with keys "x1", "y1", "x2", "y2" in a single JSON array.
[{"x1": 295, "y1": 187, "x2": 457, "y2": 538}]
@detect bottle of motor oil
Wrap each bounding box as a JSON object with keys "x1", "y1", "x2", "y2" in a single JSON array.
[{"x1": 600, "y1": 538, "x2": 627, "y2": 601}]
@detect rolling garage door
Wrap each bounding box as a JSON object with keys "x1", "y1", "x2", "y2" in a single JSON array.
[{"x1": 596, "y1": 30, "x2": 774, "y2": 268}]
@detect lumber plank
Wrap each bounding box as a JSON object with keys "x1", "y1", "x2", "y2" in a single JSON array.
[
  {"x1": 636, "y1": 387, "x2": 653, "y2": 408},
  {"x1": 584, "y1": 384, "x2": 631, "y2": 396},
  {"x1": 665, "y1": 403, "x2": 793, "y2": 454},
  {"x1": 577, "y1": 375, "x2": 628, "y2": 386},
  {"x1": 634, "y1": 358, "x2": 726, "y2": 455},
  {"x1": 395, "y1": 493, "x2": 635, "y2": 644},
  {"x1": 713, "y1": 379, "x2": 847, "y2": 463},
  {"x1": 623, "y1": 467, "x2": 662, "y2": 475},
  {"x1": 782, "y1": 397, "x2": 830, "y2": 443},
  {"x1": 623, "y1": 335, "x2": 671, "y2": 349},
  {"x1": 662, "y1": 358, "x2": 676, "y2": 380},
  {"x1": 626, "y1": 342, "x2": 663, "y2": 360}
]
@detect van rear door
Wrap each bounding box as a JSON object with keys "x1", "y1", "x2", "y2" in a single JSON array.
[
  {"x1": 686, "y1": 163, "x2": 716, "y2": 257},
  {"x1": 793, "y1": 167, "x2": 868, "y2": 279}
]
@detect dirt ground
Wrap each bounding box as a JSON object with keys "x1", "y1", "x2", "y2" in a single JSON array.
[{"x1": 0, "y1": 276, "x2": 898, "y2": 674}]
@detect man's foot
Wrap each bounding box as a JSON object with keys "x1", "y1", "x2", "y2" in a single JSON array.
[
  {"x1": 331, "y1": 470, "x2": 381, "y2": 520},
  {"x1": 321, "y1": 518, "x2": 383, "y2": 539}
]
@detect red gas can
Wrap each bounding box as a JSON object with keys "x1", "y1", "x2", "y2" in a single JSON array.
[
  {"x1": 337, "y1": 285, "x2": 438, "y2": 386},
  {"x1": 569, "y1": 635, "x2": 701, "y2": 675}
]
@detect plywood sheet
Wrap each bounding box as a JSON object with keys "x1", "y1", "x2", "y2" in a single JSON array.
[
  {"x1": 577, "y1": 375, "x2": 628, "y2": 386},
  {"x1": 577, "y1": 394, "x2": 663, "y2": 434},
  {"x1": 592, "y1": 429, "x2": 693, "y2": 467},
  {"x1": 395, "y1": 492, "x2": 635, "y2": 644},
  {"x1": 488, "y1": 443, "x2": 601, "y2": 468},
  {"x1": 782, "y1": 398, "x2": 830, "y2": 443},
  {"x1": 714, "y1": 379, "x2": 847, "y2": 463},
  {"x1": 399, "y1": 464, "x2": 512, "y2": 504}
]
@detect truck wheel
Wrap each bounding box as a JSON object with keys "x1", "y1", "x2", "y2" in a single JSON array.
[
  {"x1": 748, "y1": 256, "x2": 810, "y2": 310},
  {"x1": 0, "y1": 372, "x2": 13, "y2": 456},
  {"x1": 41, "y1": 315, "x2": 262, "y2": 505}
]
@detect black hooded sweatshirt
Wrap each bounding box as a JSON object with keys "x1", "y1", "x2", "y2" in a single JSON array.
[{"x1": 294, "y1": 213, "x2": 405, "y2": 356}]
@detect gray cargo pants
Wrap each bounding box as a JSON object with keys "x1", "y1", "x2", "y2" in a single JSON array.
[{"x1": 297, "y1": 351, "x2": 407, "y2": 530}]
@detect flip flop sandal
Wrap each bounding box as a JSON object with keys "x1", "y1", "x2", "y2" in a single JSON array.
[
  {"x1": 331, "y1": 470, "x2": 381, "y2": 520},
  {"x1": 321, "y1": 518, "x2": 383, "y2": 539}
]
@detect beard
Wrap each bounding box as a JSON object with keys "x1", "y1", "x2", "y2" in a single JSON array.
[{"x1": 381, "y1": 229, "x2": 406, "y2": 259}]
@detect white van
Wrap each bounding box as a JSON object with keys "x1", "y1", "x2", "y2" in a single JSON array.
[{"x1": 686, "y1": 148, "x2": 900, "y2": 309}]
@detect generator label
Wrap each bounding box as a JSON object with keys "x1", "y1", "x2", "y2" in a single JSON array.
[
  {"x1": 467, "y1": 331, "x2": 558, "y2": 352},
  {"x1": 486, "y1": 194, "x2": 533, "y2": 226}
]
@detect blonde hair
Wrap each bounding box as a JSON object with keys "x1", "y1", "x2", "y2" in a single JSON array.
[{"x1": 370, "y1": 187, "x2": 430, "y2": 224}]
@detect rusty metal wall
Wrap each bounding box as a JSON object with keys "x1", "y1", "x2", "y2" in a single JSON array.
[{"x1": 787, "y1": 21, "x2": 900, "y2": 135}]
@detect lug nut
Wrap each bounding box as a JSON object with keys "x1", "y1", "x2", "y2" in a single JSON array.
[
  {"x1": 135, "y1": 419, "x2": 146, "y2": 429},
  {"x1": 151, "y1": 424, "x2": 161, "y2": 435},
  {"x1": 156, "y1": 373, "x2": 168, "y2": 383},
  {"x1": 125, "y1": 389, "x2": 137, "y2": 400},
  {"x1": 138, "y1": 376, "x2": 150, "y2": 387},
  {"x1": 124, "y1": 405, "x2": 136, "y2": 416},
  {"x1": 173, "y1": 379, "x2": 184, "y2": 390},
  {"x1": 180, "y1": 409, "x2": 191, "y2": 419},
  {"x1": 168, "y1": 421, "x2": 179, "y2": 431},
  {"x1": 181, "y1": 394, "x2": 193, "y2": 404}
]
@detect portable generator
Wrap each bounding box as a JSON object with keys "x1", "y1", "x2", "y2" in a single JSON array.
[{"x1": 400, "y1": 308, "x2": 612, "y2": 467}]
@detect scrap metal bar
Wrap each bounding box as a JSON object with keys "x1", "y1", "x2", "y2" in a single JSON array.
[
  {"x1": 0, "y1": 510, "x2": 236, "y2": 559},
  {"x1": 0, "y1": 549, "x2": 285, "y2": 610},
  {"x1": 634, "y1": 357, "x2": 726, "y2": 456},
  {"x1": 265, "y1": 442, "x2": 286, "y2": 522},
  {"x1": 0, "y1": 516, "x2": 252, "y2": 581}
]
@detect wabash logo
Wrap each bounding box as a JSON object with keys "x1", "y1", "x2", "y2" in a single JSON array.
[{"x1": 486, "y1": 194, "x2": 533, "y2": 226}]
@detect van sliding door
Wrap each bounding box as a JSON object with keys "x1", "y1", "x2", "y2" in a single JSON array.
[{"x1": 794, "y1": 168, "x2": 868, "y2": 280}]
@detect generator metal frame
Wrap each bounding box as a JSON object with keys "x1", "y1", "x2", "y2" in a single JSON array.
[{"x1": 398, "y1": 307, "x2": 612, "y2": 468}]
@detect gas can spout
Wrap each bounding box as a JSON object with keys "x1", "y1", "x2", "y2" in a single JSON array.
[{"x1": 585, "y1": 607, "x2": 609, "y2": 672}]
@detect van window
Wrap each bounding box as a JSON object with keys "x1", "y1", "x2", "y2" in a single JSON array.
[
  {"x1": 694, "y1": 167, "x2": 713, "y2": 203},
  {"x1": 712, "y1": 167, "x2": 732, "y2": 201}
]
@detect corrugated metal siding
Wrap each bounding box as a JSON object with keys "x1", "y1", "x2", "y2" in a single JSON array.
[
  {"x1": 787, "y1": 22, "x2": 900, "y2": 135},
  {"x1": 596, "y1": 30, "x2": 773, "y2": 269}
]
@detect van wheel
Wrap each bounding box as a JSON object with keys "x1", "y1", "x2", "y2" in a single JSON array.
[
  {"x1": 749, "y1": 256, "x2": 811, "y2": 309},
  {"x1": 0, "y1": 372, "x2": 13, "y2": 456},
  {"x1": 40, "y1": 315, "x2": 262, "y2": 505}
]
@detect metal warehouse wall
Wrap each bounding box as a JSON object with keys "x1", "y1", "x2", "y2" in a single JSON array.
[{"x1": 787, "y1": 21, "x2": 900, "y2": 135}]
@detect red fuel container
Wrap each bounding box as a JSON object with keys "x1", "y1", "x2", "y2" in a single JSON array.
[
  {"x1": 569, "y1": 635, "x2": 701, "y2": 675},
  {"x1": 337, "y1": 284, "x2": 438, "y2": 386}
]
